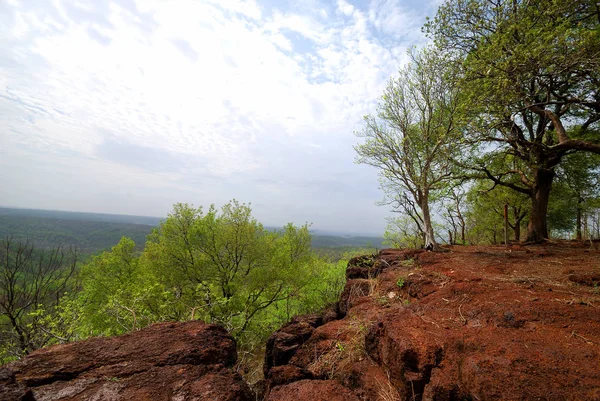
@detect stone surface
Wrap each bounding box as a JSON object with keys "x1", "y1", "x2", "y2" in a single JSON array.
[
  {"x1": 263, "y1": 314, "x2": 323, "y2": 376},
  {"x1": 267, "y1": 380, "x2": 360, "y2": 401},
  {"x1": 3, "y1": 321, "x2": 253, "y2": 401}
]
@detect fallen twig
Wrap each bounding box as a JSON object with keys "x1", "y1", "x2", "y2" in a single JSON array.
[
  {"x1": 458, "y1": 304, "x2": 467, "y2": 324},
  {"x1": 570, "y1": 331, "x2": 599, "y2": 345}
]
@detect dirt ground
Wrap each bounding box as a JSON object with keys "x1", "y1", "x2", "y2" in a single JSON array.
[{"x1": 264, "y1": 241, "x2": 600, "y2": 401}]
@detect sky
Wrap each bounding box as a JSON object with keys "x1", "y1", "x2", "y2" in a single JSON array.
[{"x1": 0, "y1": 0, "x2": 441, "y2": 236}]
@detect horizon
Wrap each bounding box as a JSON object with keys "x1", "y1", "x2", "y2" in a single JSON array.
[
  {"x1": 0, "y1": 205, "x2": 385, "y2": 237},
  {"x1": 0, "y1": 0, "x2": 441, "y2": 234}
]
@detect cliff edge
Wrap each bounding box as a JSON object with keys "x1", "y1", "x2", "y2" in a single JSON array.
[
  {"x1": 263, "y1": 243, "x2": 600, "y2": 400},
  {"x1": 3, "y1": 242, "x2": 599, "y2": 401}
]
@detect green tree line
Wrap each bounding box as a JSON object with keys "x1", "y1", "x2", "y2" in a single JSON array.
[{"x1": 0, "y1": 200, "x2": 350, "y2": 370}]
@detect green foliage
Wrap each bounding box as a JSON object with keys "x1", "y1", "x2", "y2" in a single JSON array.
[
  {"x1": 383, "y1": 216, "x2": 424, "y2": 249},
  {"x1": 425, "y1": 0, "x2": 600, "y2": 242},
  {"x1": 73, "y1": 237, "x2": 158, "y2": 337},
  {"x1": 553, "y1": 152, "x2": 600, "y2": 238},
  {"x1": 465, "y1": 180, "x2": 529, "y2": 244},
  {"x1": 27, "y1": 201, "x2": 349, "y2": 362},
  {"x1": 355, "y1": 45, "x2": 465, "y2": 246},
  {"x1": 427, "y1": 0, "x2": 600, "y2": 120},
  {"x1": 396, "y1": 278, "x2": 405, "y2": 289},
  {"x1": 0, "y1": 202, "x2": 364, "y2": 369},
  {"x1": 546, "y1": 181, "x2": 578, "y2": 236},
  {"x1": 141, "y1": 201, "x2": 314, "y2": 340},
  {"x1": 462, "y1": 150, "x2": 600, "y2": 241},
  {"x1": 315, "y1": 246, "x2": 378, "y2": 262}
]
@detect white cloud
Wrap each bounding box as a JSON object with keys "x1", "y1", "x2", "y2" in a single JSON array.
[
  {"x1": 368, "y1": 0, "x2": 430, "y2": 43},
  {"x1": 0, "y1": 0, "x2": 438, "y2": 234},
  {"x1": 336, "y1": 0, "x2": 355, "y2": 16}
]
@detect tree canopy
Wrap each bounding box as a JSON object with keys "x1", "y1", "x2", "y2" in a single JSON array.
[
  {"x1": 425, "y1": 0, "x2": 600, "y2": 241},
  {"x1": 355, "y1": 46, "x2": 463, "y2": 248}
]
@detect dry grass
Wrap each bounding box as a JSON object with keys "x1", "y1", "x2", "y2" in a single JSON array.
[
  {"x1": 307, "y1": 317, "x2": 371, "y2": 380},
  {"x1": 368, "y1": 277, "x2": 379, "y2": 296},
  {"x1": 376, "y1": 371, "x2": 402, "y2": 401}
]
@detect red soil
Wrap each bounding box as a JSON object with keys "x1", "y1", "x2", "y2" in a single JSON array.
[{"x1": 264, "y1": 242, "x2": 600, "y2": 400}]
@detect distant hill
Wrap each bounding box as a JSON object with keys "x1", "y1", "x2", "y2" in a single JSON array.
[
  {"x1": 0, "y1": 208, "x2": 156, "y2": 255},
  {"x1": 0, "y1": 207, "x2": 384, "y2": 256},
  {"x1": 0, "y1": 207, "x2": 162, "y2": 226},
  {"x1": 310, "y1": 234, "x2": 384, "y2": 249}
]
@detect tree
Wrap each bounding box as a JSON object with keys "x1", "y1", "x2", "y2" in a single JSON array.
[
  {"x1": 143, "y1": 201, "x2": 315, "y2": 341},
  {"x1": 555, "y1": 152, "x2": 600, "y2": 239},
  {"x1": 426, "y1": 0, "x2": 600, "y2": 242},
  {"x1": 0, "y1": 238, "x2": 77, "y2": 357},
  {"x1": 441, "y1": 185, "x2": 468, "y2": 244},
  {"x1": 74, "y1": 237, "x2": 159, "y2": 337},
  {"x1": 355, "y1": 46, "x2": 463, "y2": 248},
  {"x1": 466, "y1": 180, "x2": 529, "y2": 243}
]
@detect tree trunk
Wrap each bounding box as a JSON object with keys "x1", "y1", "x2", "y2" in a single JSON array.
[
  {"x1": 454, "y1": 197, "x2": 466, "y2": 244},
  {"x1": 513, "y1": 222, "x2": 521, "y2": 242},
  {"x1": 8, "y1": 314, "x2": 29, "y2": 355},
  {"x1": 576, "y1": 197, "x2": 583, "y2": 240},
  {"x1": 526, "y1": 168, "x2": 555, "y2": 242},
  {"x1": 420, "y1": 197, "x2": 437, "y2": 248},
  {"x1": 512, "y1": 208, "x2": 521, "y2": 242}
]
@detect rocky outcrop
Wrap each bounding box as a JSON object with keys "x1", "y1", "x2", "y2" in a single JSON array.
[
  {"x1": 1, "y1": 321, "x2": 253, "y2": 401},
  {"x1": 262, "y1": 245, "x2": 600, "y2": 400},
  {"x1": 3, "y1": 244, "x2": 600, "y2": 401}
]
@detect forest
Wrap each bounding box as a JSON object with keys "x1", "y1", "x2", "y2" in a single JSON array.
[
  {"x1": 1, "y1": 0, "x2": 599, "y2": 381},
  {"x1": 0, "y1": 202, "x2": 374, "y2": 373},
  {"x1": 356, "y1": 0, "x2": 600, "y2": 248}
]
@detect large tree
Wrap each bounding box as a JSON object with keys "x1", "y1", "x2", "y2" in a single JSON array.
[
  {"x1": 426, "y1": 0, "x2": 600, "y2": 241},
  {"x1": 355, "y1": 47, "x2": 463, "y2": 248}
]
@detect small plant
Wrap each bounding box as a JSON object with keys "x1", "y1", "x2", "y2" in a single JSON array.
[
  {"x1": 400, "y1": 259, "x2": 414, "y2": 267},
  {"x1": 396, "y1": 277, "x2": 405, "y2": 289}
]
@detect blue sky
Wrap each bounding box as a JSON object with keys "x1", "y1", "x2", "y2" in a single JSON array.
[{"x1": 0, "y1": 0, "x2": 441, "y2": 235}]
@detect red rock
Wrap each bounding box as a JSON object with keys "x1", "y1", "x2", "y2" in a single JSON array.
[
  {"x1": 3, "y1": 321, "x2": 253, "y2": 401},
  {"x1": 263, "y1": 243, "x2": 600, "y2": 401},
  {"x1": 338, "y1": 279, "x2": 371, "y2": 316},
  {"x1": 267, "y1": 380, "x2": 360, "y2": 401},
  {"x1": 263, "y1": 314, "x2": 323, "y2": 377},
  {"x1": 267, "y1": 365, "x2": 313, "y2": 387},
  {"x1": 0, "y1": 367, "x2": 34, "y2": 401}
]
